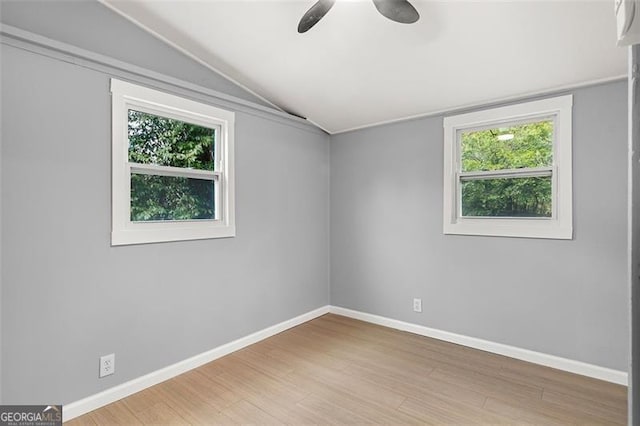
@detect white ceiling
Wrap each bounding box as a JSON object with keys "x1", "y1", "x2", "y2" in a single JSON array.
[{"x1": 102, "y1": 0, "x2": 626, "y2": 134}]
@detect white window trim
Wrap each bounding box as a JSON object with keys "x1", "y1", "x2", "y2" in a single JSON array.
[
  {"x1": 111, "y1": 79, "x2": 235, "y2": 246},
  {"x1": 443, "y1": 95, "x2": 573, "y2": 239}
]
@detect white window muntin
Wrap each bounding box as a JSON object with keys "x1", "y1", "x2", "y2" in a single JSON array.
[
  {"x1": 454, "y1": 114, "x2": 557, "y2": 220},
  {"x1": 111, "y1": 79, "x2": 235, "y2": 245},
  {"x1": 443, "y1": 95, "x2": 572, "y2": 239}
]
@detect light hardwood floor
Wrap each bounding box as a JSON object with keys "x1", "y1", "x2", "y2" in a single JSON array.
[{"x1": 66, "y1": 314, "x2": 628, "y2": 425}]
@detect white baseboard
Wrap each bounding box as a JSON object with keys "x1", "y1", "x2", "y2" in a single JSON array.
[
  {"x1": 329, "y1": 306, "x2": 628, "y2": 386},
  {"x1": 62, "y1": 306, "x2": 330, "y2": 422},
  {"x1": 63, "y1": 303, "x2": 627, "y2": 421}
]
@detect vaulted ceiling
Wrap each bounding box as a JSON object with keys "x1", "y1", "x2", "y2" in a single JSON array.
[{"x1": 101, "y1": 0, "x2": 626, "y2": 134}]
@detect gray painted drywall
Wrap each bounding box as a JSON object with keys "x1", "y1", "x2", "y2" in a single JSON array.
[
  {"x1": 0, "y1": 0, "x2": 273, "y2": 109},
  {"x1": 630, "y1": 44, "x2": 640, "y2": 425},
  {"x1": 330, "y1": 81, "x2": 629, "y2": 372},
  {"x1": 0, "y1": 40, "x2": 329, "y2": 403}
]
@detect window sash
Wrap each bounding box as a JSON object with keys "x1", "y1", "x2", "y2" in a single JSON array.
[
  {"x1": 128, "y1": 163, "x2": 222, "y2": 223},
  {"x1": 454, "y1": 115, "x2": 558, "y2": 221},
  {"x1": 456, "y1": 167, "x2": 556, "y2": 220},
  {"x1": 129, "y1": 162, "x2": 220, "y2": 181},
  {"x1": 458, "y1": 166, "x2": 553, "y2": 181},
  {"x1": 126, "y1": 106, "x2": 223, "y2": 174},
  {"x1": 456, "y1": 115, "x2": 557, "y2": 175}
]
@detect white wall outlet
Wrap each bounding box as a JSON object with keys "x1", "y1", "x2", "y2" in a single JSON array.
[
  {"x1": 413, "y1": 298, "x2": 422, "y2": 313},
  {"x1": 99, "y1": 353, "x2": 115, "y2": 378}
]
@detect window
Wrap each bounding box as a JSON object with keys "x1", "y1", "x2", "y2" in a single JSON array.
[
  {"x1": 111, "y1": 79, "x2": 235, "y2": 245},
  {"x1": 443, "y1": 95, "x2": 572, "y2": 239}
]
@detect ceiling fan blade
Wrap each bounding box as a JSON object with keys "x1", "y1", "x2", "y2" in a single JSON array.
[
  {"x1": 298, "y1": 0, "x2": 336, "y2": 33},
  {"x1": 372, "y1": 0, "x2": 419, "y2": 24}
]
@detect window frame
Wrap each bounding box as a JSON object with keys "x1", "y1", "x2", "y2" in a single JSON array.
[
  {"x1": 442, "y1": 95, "x2": 573, "y2": 239},
  {"x1": 111, "y1": 79, "x2": 235, "y2": 246}
]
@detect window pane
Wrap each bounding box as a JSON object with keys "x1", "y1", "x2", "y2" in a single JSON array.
[
  {"x1": 128, "y1": 110, "x2": 215, "y2": 171},
  {"x1": 130, "y1": 174, "x2": 215, "y2": 221},
  {"x1": 461, "y1": 120, "x2": 553, "y2": 172},
  {"x1": 461, "y1": 176, "x2": 551, "y2": 217}
]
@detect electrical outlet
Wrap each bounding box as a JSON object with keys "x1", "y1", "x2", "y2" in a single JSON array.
[
  {"x1": 99, "y1": 353, "x2": 115, "y2": 378},
  {"x1": 413, "y1": 298, "x2": 422, "y2": 313}
]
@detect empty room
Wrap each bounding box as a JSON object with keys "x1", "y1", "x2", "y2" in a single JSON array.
[{"x1": 1, "y1": 0, "x2": 639, "y2": 424}]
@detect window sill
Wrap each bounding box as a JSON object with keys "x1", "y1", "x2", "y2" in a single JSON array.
[
  {"x1": 443, "y1": 217, "x2": 572, "y2": 240},
  {"x1": 111, "y1": 224, "x2": 236, "y2": 246}
]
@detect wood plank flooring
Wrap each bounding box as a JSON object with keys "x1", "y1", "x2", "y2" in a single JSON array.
[{"x1": 66, "y1": 314, "x2": 628, "y2": 425}]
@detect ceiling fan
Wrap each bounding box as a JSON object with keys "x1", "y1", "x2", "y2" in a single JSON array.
[{"x1": 298, "y1": 0, "x2": 420, "y2": 33}]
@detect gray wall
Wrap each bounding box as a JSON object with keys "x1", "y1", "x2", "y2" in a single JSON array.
[
  {"x1": 330, "y1": 81, "x2": 629, "y2": 371},
  {"x1": 0, "y1": 23, "x2": 329, "y2": 405},
  {"x1": 0, "y1": 0, "x2": 273, "y2": 109}
]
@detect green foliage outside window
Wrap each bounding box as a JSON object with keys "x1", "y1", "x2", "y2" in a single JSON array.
[
  {"x1": 128, "y1": 110, "x2": 216, "y2": 221},
  {"x1": 460, "y1": 121, "x2": 553, "y2": 217}
]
